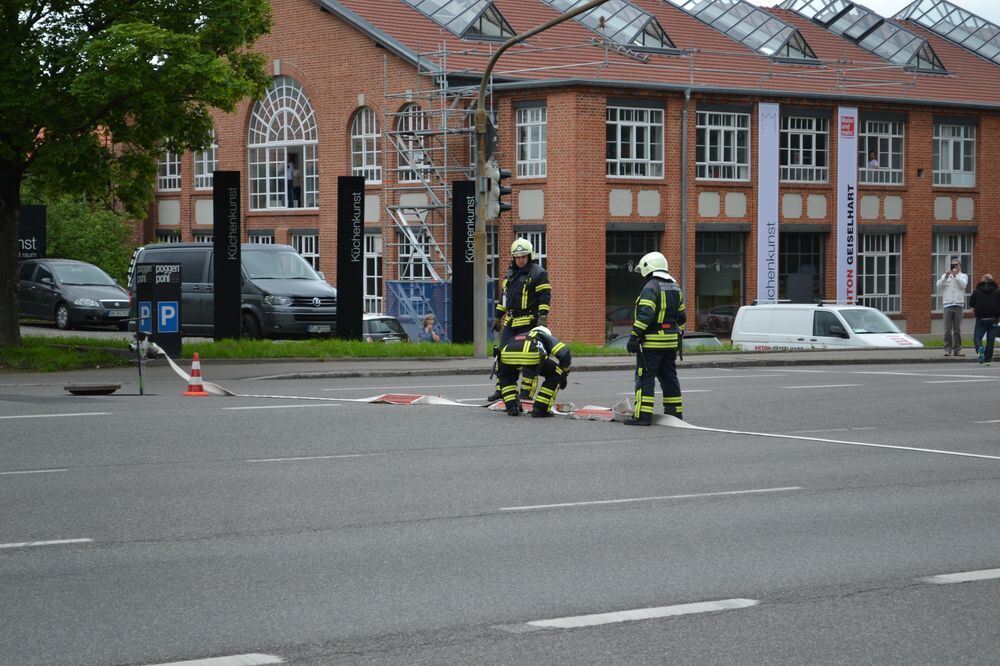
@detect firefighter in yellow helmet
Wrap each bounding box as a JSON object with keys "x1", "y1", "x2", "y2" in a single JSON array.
[
  {"x1": 624, "y1": 251, "x2": 685, "y2": 425},
  {"x1": 487, "y1": 237, "x2": 552, "y2": 402},
  {"x1": 496, "y1": 326, "x2": 571, "y2": 417}
]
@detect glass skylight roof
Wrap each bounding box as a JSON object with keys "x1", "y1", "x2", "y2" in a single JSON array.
[
  {"x1": 540, "y1": 0, "x2": 676, "y2": 50},
  {"x1": 663, "y1": 0, "x2": 818, "y2": 59},
  {"x1": 402, "y1": 0, "x2": 515, "y2": 40},
  {"x1": 896, "y1": 0, "x2": 1000, "y2": 66},
  {"x1": 781, "y1": 0, "x2": 947, "y2": 71}
]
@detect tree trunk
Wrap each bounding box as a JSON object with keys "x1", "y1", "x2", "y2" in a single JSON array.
[{"x1": 0, "y1": 161, "x2": 24, "y2": 347}]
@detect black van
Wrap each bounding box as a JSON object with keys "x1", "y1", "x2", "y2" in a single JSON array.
[{"x1": 128, "y1": 243, "x2": 337, "y2": 338}]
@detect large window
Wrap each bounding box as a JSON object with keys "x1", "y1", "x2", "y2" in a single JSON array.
[
  {"x1": 933, "y1": 124, "x2": 975, "y2": 187},
  {"x1": 932, "y1": 233, "x2": 973, "y2": 311},
  {"x1": 396, "y1": 104, "x2": 428, "y2": 183},
  {"x1": 780, "y1": 116, "x2": 828, "y2": 183},
  {"x1": 606, "y1": 105, "x2": 664, "y2": 178},
  {"x1": 292, "y1": 233, "x2": 320, "y2": 269},
  {"x1": 696, "y1": 111, "x2": 750, "y2": 181},
  {"x1": 397, "y1": 228, "x2": 434, "y2": 280},
  {"x1": 858, "y1": 119, "x2": 904, "y2": 185},
  {"x1": 606, "y1": 230, "x2": 662, "y2": 341},
  {"x1": 157, "y1": 152, "x2": 181, "y2": 191},
  {"x1": 516, "y1": 106, "x2": 547, "y2": 178},
  {"x1": 695, "y1": 232, "x2": 744, "y2": 336},
  {"x1": 194, "y1": 130, "x2": 218, "y2": 190},
  {"x1": 486, "y1": 227, "x2": 500, "y2": 280},
  {"x1": 248, "y1": 76, "x2": 319, "y2": 210},
  {"x1": 858, "y1": 233, "x2": 902, "y2": 313},
  {"x1": 351, "y1": 107, "x2": 382, "y2": 183},
  {"x1": 364, "y1": 232, "x2": 383, "y2": 313},
  {"x1": 779, "y1": 233, "x2": 824, "y2": 303}
]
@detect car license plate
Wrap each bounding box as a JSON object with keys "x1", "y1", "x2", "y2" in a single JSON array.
[
  {"x1": 384, "y1": 337, "x2": 401, "y2": 343},
  {"x1": 307, "y1": 325, "x2": 331, "y2": 333},
  {"x1": 108, "y1": 309, "x2": 129, "y2": 317}
]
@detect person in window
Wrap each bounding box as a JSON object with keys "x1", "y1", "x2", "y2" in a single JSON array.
[
  {"x1": 418, "y1": 314, "x2": 443, "y2": 343},
  {"x1": 286, "y1": 155, "x2": 302, "y2": 207},
  {"x1": 937, "y1": 257, "x2": 968, "y2": 357},
  {"x1": 867, "y1": 151, "x2": 880, "y2": 169},
  {"x1": 970, "y1": 273, "x2": 1000, "y2": 366}
]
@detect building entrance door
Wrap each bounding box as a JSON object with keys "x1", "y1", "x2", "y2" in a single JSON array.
[
  {"x1": 695, "y1": 232, "x2": 744, "y2": 337},
  {"x1": 605, "y1": 230, "x2": 661, "y2": 342}
]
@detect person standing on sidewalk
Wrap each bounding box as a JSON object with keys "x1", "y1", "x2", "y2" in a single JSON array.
[
  {"x1": 487, "y1": 238, "x2": 551, "y2": 402},
  {"x1": 970, "y1": 274, "x2": 1000, "y2": 366},
  {"x1": 937, "y1": 257, "x2": 968, "y2": 357},
  {"x1": 624, "y1": 251, "x2": 685, "y2": 426}
]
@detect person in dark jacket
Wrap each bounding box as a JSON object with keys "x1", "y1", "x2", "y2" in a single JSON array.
[
  {"x1": 495, "y1": 326, "x2": 571, "y2": 417},
  {"x1": 624, "y1": 251, "x2": 686, "y2": 425},
  {"x1": 487, "y1": 238, "x2": 552, "y2": 402},
  {"x1": 970, "y1": 274, "x2": 1000, "y2": 365}
]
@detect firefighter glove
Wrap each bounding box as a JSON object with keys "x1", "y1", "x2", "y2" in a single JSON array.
[
  {"x1": 558, "y1": 373, "x2": 569, "y2": 390},
  {"x1": 492, "y1": 316, "x2": 503, "y2": 332},
  {"x1": 626, "y1": 336, "x2": 640, "y2": 354}
]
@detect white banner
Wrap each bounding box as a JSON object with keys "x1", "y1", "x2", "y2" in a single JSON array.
[
  {"x1": 836, "y1": 107, "x2": 858, "y2": 304},
  {"x1": 756, "y1": 103, "x2": 780, "y2": 302}
]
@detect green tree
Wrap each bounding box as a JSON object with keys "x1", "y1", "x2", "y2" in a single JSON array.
[{"x1": 0, "y1": 0, "x2": 272, "y2": 346}]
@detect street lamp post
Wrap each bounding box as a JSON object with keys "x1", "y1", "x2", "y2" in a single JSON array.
[{"x1": 473, "y1": 0, "x2": 614, "y2": 358}]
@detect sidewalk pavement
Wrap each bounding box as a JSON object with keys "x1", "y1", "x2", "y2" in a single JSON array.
[{"x1": 1, "y1": 343, "x2": 980, "y2": 387}]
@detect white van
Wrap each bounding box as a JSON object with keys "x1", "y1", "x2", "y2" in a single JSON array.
[{"x1": 731, "y1": 303, "x2": 923, "y2": 351}]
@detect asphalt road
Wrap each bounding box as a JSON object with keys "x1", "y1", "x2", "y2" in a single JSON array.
[{"x1": 2, "y1": 362, "x2": 999, "y2": 665}]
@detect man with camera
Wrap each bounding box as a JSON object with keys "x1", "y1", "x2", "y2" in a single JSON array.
[{"x1": 937, "y1": 257, "x2": 969, "y2": 357}]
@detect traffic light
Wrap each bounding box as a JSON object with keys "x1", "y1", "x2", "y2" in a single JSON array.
[{"x1": 486, "y1": 161, "x2": 512, "y2": 220}]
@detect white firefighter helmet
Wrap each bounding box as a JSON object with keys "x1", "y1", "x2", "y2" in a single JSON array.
[
  {"x1": 530, "y1": 325, "x2": 551, "y2": 337},
  {"x1": 635, "y1": 251, "x2": 669, "y2": 277},
  {"x1": 511, "y1": 237, "x2": 533, "y2": 258}
]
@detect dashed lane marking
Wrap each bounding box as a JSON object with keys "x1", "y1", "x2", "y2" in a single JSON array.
[
  {"x1": 321, "y1": 383, "x2": 490, "y2": 392},
  {"x1": 0, "y1": 468, "x2": 67, "y2": 476},
  {"x1": 245, "y1": 453, "x2": 385, "y2": 463},
  {"x1": 0, "y1": 538, "x2": 93, "y2": 550},
  {"x1": 144, "y1": 654, "x2": 284, "y2": 666},
  {"x1": 922, "y1": 568, "x2": 1000, "y2": 585},
  {"x1": 499, "y1": 486, "x2": 802, "y2": 512},
  {"x1": 523, "y1": 598, "x2": 759, "y2": 630},
  {"x1": 778, "y1": 384, "x2": 862, "y2": 389},
  {"x1": 222, "y1": 404, "x2": 341, "y2": 411},
  {"x1": 0, "y1": 412, "x2": 111, "y2": 420}
]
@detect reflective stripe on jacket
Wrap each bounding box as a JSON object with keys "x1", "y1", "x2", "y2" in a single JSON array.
[{"x1": 631, "y1": 277, "x2": 686, "y2": 350}]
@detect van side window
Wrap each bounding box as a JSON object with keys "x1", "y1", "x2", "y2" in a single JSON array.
[
  {"x1": 813, "y1": 311, "x2": 841, "y2": 337},
  {"x1": 176, "y1": 251, "x2": 209, "y2": 283}
]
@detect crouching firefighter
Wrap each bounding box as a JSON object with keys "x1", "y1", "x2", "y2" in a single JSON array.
[
  {"x1": 624, "y1": 251, "x2": 685, "y2": 426},
  {"x1": 496, "y1": 326, "x2": 571, "y2": 417},
  {"x1": 488, "y1": 237, "x2": 552, "y2": 402}
]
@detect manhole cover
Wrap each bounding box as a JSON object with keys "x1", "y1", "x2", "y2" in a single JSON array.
[{"x1": 64, "y1": 383, "x2": 122, "y2": 396}]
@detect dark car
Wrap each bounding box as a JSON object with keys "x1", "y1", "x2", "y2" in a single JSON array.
[
  {"x1": 363, "y1": 314, "x2": 408, "y2": 343},
  {"x1": 18, "y1": 259, "x2": 131, "y2": 330},
  {"x1": 605, "y1": 331, "x2": 723, "y2": 352},
  {"x1": 698, "y1": 304, "x2": 738, "y2": 335}
]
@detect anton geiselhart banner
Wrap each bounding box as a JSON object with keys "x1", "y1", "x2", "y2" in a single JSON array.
[
  {"x1": 757, "y1": 103, "x2": 779, "y2": 303},
  {"x1": 836, "y1": 107, "x2": 859, "y2": 304}
]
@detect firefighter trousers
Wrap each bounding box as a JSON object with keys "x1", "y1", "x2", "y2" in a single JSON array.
[{"x1": 634, "y1": 348, "x2": 682, "y2": 419}]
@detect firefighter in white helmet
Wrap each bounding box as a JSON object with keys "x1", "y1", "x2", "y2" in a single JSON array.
[
  {"x1": 487, "y1": 237, "x2": 552, "y2": 402},
  {"x1": 624, "y1": 251, "x2": 686, "y2": 425},
  {"x1": 496, "y1": 325, "x2": 571, "y2": 417}
]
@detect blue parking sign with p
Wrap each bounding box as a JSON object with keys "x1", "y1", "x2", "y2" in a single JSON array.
[
  {"x1": 158, "y1": 301, "x2": 179, "y2": 333},
  {"x1": 139, "y1": 301, "x2": 153, "y2": 334}
]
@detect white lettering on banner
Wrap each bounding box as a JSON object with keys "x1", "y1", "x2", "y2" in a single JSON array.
[
  {"x1": 18, "y1": 236, "x2": 37, "y2": 251},
  {"x1": 154, "y1": 264, "x2": 180, "y2": 284},
  {"x1": 350, "y1": 191, "x2": 363, "y2": 262},
  {"x1": 227, "y1": 185, "x2": 239, "y2": 260},
  {"x1": 757, "y1": 103, "x2": 779, "y2": 302},
  {"x1": 837, "y1": 107, "x2": 859, "y2": 304},
  {"x1": 465, "y1": 194, "x2": 476, "y2": 264}
]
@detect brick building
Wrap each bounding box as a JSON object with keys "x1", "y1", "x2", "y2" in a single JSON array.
[{"x1": 146, "y1": 0, "x2": 1000, "y2": 344}]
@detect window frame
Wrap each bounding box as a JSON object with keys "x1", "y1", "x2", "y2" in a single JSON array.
[
  {"x1": 351, "y1": 106, "x2": 382, "y2": 183},
  {"x1": 397, "y1": 104, "x2": 428, "y2": 184},
  {"x1": 364, "y1": 232, "x2": 383, "y2": 314},
  {"x1": 858, "y1": 232, "x2": 902, "y2": 313},
  {"x1": 521, "y1": 230, "x2": 548, "y2": 270},
  {"x1": 291, "y1": 233, "x2": 320, "y2": 269},
  {"x1": 932, "y1": 123, "x2": 975, "y2": 188},
  {"x1": 193, "y1": 131, "x2": 218, "y2": 190},
  {"x1": 606, "y1": 105, "x2": 664, "y2": 179},
  {"x1": 696, "y1": 111, "x2": 751, "y2": 182},
  {"x1": 516, "y1": 106, "x2": 548, "y2": 178},
  {"x1": 779, "y1": 115, "x2": 829, "y2": 183},
  {"x1": 858, "y1": 119, "x2": 905, "y2": 185},
  {"x1": 157, "y1": 152, "x2": 181, "y2": 191},
  {"x1": 932, "y1": 233, "x2": 973, "y2": 311}
]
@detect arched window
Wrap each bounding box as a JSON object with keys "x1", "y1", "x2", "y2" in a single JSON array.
[
  {"x1": 248, "y1": 76, "x2": 318, "y2": 210},
  {"x1": 351, "y1": 107, "x2": 381, "y2": 182},
  {"x1": 397, "y1": 104, "x2": 428, "y2": 183}
]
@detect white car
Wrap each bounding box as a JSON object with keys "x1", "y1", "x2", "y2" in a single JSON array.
[{"x1": 730, "y1": 303, "x2": 923, "y2": 351}]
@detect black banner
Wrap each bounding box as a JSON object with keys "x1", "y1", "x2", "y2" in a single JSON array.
[
  {"x1": 213, "y1": 171, "x2": 242, "y2": 340},
  {"x1": 451, "y1": 180, "x2": 476, "y2": 344},
  {"x1": 18, "y1": 205, "x2": 46, "y2": 260},
  {"x1": 135, "y1": 263, "x2": 182, "y2": 358},
  {"x1": 336, "y1": 175, "x2": 365, "y2": 339}
]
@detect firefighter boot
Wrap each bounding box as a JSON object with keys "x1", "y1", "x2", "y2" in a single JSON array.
[
  {"x1": 505, "y1": 401, "x2": 521, "y2": 417},
  {"x1": 531, "y1": 406, "x2": 554, "y2": 418},
  {"x1": 623, "y1": 415, "x2": 652, "y2": 426}
]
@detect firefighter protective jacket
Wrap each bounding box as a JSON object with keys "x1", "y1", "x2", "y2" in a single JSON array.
[
  {"x1": 631, "y1": 276, "x2": 686, "y2": 350},
  {"x1": 498, "y1": 327, "x2": 571, "y2": 373},
  {"x1": 495, "y1": 261, "x2": 551, "y2": 328}
]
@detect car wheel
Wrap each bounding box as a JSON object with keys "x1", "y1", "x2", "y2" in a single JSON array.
[
  {"x1": 55, "y1": 303, "x2": 72, "y2": 330},
  {"x1": 241, "y1": 313, "x2": 263, "y2": 340}
]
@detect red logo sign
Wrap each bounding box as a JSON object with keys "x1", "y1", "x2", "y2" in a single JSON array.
[{"x1": 840, "y1": 115, "x2": 855, "y2": 138}]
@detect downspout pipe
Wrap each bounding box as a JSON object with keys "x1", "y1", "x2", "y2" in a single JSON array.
[{"x1": 681, "y1": 88, "x2": 691, "y2": 292}]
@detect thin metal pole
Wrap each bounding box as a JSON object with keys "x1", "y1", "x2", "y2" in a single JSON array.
[{"x1": 473, "y1": 0, "x2": 615, "y2": 358}]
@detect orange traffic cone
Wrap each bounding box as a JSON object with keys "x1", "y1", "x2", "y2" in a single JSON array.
[{"x1": 183, "y1": 352, "x2": 209, "y2": 397}]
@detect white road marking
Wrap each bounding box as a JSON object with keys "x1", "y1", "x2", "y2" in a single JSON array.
[
  {"x1": 499, "y1": 486, "x2": 801, "y2": 512},
  {"x1": 922, "y1": 568, "x2": 1000, "y2": 585},
  {"x1": 618, "y1": 389, "x2": 712, "y2": 395},
  {"x1": 321, "y1": 383, "x2": 490, "y2": 392},
  {"x1": 684, "y1": 374, "x2": 787, "y2": 380},
  {"x1": 526, "y1": 598, "x2": 759, "y2": 629},
  {"x1": 778, "y1": 384, "x2": 861, "y2": 389},
  {"x1": 790, "y1": 427, "x2": 875, "y2": 434},
  {"x1": 0, "y1": 468, "x2": 67, "y2": 476},
  {"x1": 245, "y1": 453, "x2": 384, "y2": 463},
  {"x1": 856, "y1": 371, "x2": 989, "y2": 378},
  {"x1": 974, "y1": 419, "x2": 1000, "y2": 424},
  {"x1": 0, "y1": 412, "x2": 111, "y2": 420},
  {"x1": 222, "y1": 404, "x2": 341, "y2": 411},
  {"x1": 0, "y1": 538, "x2": 93, "y2": 549},
  {"x1": 145, "y1": 654, "x2": 284, "y2": 666},
  {"x1": 924, "y1": 379, "x2": 998, "y2": 384}
]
